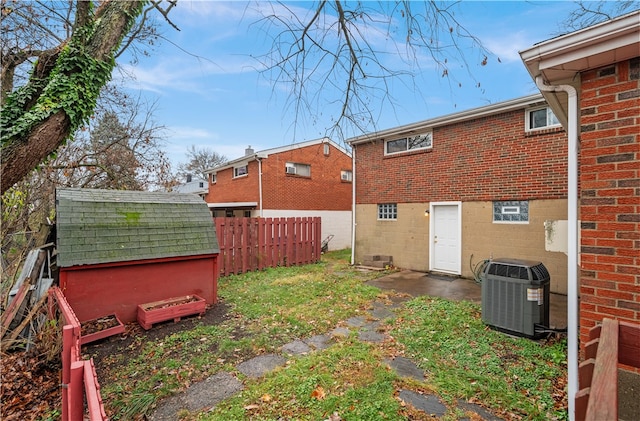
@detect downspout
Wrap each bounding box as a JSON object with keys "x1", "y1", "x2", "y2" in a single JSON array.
[
  {"x1": 257, "y1": 157, "x2": 264, "y2": 217},
  {"x1": 350, "y1": 145, "x2": 356, "y2": 265},
  {"x1": 535, "y1": 75, "x2": 579, "y2": 421}
]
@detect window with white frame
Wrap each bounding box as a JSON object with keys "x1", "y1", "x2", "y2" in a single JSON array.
[
  {"x1": 340, "y1": 170, "x2": 352, "y2": 182},
  {"x1": 210, "y1": 174, "x2": 216, "y2": 184},
  {"x1": 234, "y1": 165, "x2": 248, "y2": 178},
  {"x1": 385, "y1": 132, "x2": 432, "y2": 155},
  {"x1": 378, "y1": 203, "x2": 397, "y2": 220},
  {"x1": 323, "y1": 143, "x2": 330, "y2": 155},
  {"x1": 285, "y1": 162, "x2": 311, "y2": 177},
  {"x1": 526, "y1": 106, "x2": 560, "y2": 131},
  {"x1": 493, "y1": 200, "x2": 529, "y2": 223}
]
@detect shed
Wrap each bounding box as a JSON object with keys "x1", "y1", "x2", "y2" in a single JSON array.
[{"x1": 56, "y1": 188, "x2": 219, "y2": 323}]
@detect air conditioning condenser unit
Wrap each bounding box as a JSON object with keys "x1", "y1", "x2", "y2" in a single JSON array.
[{"x1": 480, "y1": 258, "x2": 550, "y2": 338}]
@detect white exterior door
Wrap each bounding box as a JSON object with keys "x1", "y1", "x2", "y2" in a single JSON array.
[{"x1": 430, "y1": 202, "x2": 461, "y2": 274}]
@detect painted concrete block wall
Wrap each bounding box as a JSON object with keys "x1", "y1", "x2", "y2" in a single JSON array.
[
  {"x1": 261, "y1": 209, "x2": 352, "y2": 250},
  {"x1": 354, "y1": 199, "x2": 568, "y2": 294},
  {"x1": 354, "y1": 203, "x2": 431, "y2": 272},
  {"x1": 578, "y1": 57, "x2": 640, "y2": 344},
  {"x1": 463, "y1": 200, "x2": 568, "y2": 294}
]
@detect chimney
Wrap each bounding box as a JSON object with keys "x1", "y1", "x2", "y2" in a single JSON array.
[
  {"x1": 186, "y1": 174, "x2": 192, "y2": 183},
  {"x1": 245, "y1": 145, "x2": 254, "y2": 156}
]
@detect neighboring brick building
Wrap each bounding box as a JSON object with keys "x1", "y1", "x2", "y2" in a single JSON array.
[
  {"x1": 521, "y1": 10, "x2": 639, "y2": 349},
  {"x1": 204, "y1": 138, "x2": 353, "y2": 250},
  {"x1": 347, "y1": 94, "x2": 570, "y2": 294}
]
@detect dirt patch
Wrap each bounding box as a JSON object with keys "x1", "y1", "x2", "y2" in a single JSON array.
[
  {"x1": 84, "y1": 301, "x2": 231, "y2": 372},
  {"x1": 0, "y1": 301, "x2": 232, "y2": 421}
]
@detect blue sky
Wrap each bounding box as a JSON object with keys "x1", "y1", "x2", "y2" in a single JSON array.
[{"x1": 117, "y1": 1, "x2": 579, "y2": 168}]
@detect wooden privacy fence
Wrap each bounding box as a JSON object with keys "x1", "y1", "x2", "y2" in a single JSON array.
[
  {"x1": 214, "y1": 217, "x2": 321, "y2": 276},
  {"x1": 576, "y1": 318, "x2": 640, "y2": 421},
  {"x1": 48, "y1": 287, "x2": 106, "y2": 421}
]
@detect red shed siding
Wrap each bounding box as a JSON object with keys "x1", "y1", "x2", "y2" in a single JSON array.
[
  {"x1": 355, "y1": 109, "x2": 567, "y2": 204},
  {"x1": 578, "y1": 57, "x2": 640, "y2": 345},
  {"x1": 59, "y1": 255, "x2": 218, "y2": 323}
]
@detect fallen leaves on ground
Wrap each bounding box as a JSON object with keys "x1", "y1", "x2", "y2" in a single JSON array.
[{"x1": 0, "y1": 351, "x2": 61, "y2": 420}]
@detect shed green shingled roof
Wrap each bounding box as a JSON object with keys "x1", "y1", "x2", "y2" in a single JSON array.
[{"x1": 56, "y1": 188, "x2": 219, "y2": 268}]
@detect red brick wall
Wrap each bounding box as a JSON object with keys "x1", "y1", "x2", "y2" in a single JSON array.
[
  {"x1": 578, "y1": 57, "x2": 640, "y2": 345},
  {"x1": 261, "y1": 142, "x2": 352, "y2": 210},
  {"x1": 205, "y1": 142, "x2": 352, "y2": 211},
  {"x1": 354, "y1": 108, "x2": 567, "y2": 204},
  {"x1": 205, "y1": 161, "x2": 260, "y2": 203}
]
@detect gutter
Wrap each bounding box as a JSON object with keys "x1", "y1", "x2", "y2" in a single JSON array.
[
  {"x1": 350, "y1": 146, "x2": 356, "y2": 265},
  {"x1": 535, "y1": 75, "x2": 579, "y2": 421},
  {"x1": 257, "y1": 157, "x2": 264, "y2": 217}
]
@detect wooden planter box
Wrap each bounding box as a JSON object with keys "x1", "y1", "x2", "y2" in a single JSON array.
[
  {"x1": 80, "y1": 314, "x2": 125, "y2": 345},
  {"x1": 137, "y1": 295, "x2": 206, "y2": 330}
]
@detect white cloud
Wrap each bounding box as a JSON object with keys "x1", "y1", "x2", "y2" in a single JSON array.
[{"x1": 483, "y1": 30, "x2": 535, "y2": 63}]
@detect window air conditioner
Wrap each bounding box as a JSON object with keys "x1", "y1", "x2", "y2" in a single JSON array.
[
  {"x1": 286, "y1": 166, "x2": 296, "y2": 175},
  {"x1": 341, "y1": 173, "x2": 349, "y2": 181}
]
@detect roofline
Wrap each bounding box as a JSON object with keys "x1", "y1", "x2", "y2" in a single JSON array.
[
  {"x1": 205, "y1": 137, "x2": 350, "y2": 174},
  {"x1": 207, "y1": 202, "x2": 257, "y2": 208},
  {"x1": 519, "y1": 10, "x2": 639, "y2": 129},
  {"x1": 520, "y1": 10, "x2": 640, "y2": 81},
  {"x1": 347, "y1": 94, "x2": 545, "y2": 145}
]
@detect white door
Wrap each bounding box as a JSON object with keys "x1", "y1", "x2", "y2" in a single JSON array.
[{"x1": 431, "y1": 203, "x2": 461, "y2": 274}]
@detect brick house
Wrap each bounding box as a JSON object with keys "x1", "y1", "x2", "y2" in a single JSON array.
[
  {"x1": 203, "y1": 138, "x2": 353, "y2": 250},
  {"x1": 521, "y1": 10, "x2": 639, "y2": 416},
  {"x1": 56, "y1": 188, "x2": 219, "y2": 323},
  {"x1": 347, "y1": 94, "x2": 570, "y2": 294}
]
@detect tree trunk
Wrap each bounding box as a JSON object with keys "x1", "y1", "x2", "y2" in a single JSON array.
[{"x1": 1, "y1": 1, "x2": 145, "y2": 194}]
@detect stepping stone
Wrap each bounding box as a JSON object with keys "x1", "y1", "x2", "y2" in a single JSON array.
[
  {"x1": 358, "y1": 329, "x2": 386, "y2": 343},
  {"x1": 345, "y1": 316, "x2": 367, "y2": 327},
  {"x1": 282, "y1": 339, "x2": 311, "y2": 355},
  {"x1": 305, "y1": 334, "x2": 331, "y2": 350},
  {"x1": 385, "y1": 357, "x2": 424, "y2": 381},
  {"x1": 371, "y1": 307, "x2": 395, "y2": 320},
  {"x1": 236, "y1": 354, "x2": 286, "y2": 378},
  {"x1": 457, "y1": 399, "x2": 503, "y2": 420},
  {"x1": 399, "y1": 390, "x2": 447, "y2": 417},
  {"x1": 329, "y1": 327, "x2": 351, "y2": 338},
  {"x1": 150, "y1": 372, "x2": 243, "y2": 420}
]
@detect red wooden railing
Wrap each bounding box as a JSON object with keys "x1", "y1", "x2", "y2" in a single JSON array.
[
  {"x1": 575, "y1": 318, "x2": 640, "y2": 421},
  {"x1": 48, "y1": 287, "x2": 106, "y2": 421},
  {"x1": 214, "y1": 217, "x2": 321, "y2": 276}
]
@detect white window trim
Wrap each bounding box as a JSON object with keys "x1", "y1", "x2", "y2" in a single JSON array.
[
  {"x1": 285, "y1": 162, "x2": 311, "y2": 177},
  {"x1": 233, "y1": 164, "x2": 248, "y2": 178},
  {"x1": 384, "y1": 132, "x2": 433, "y2": 156},
  {"x1": 340, "y1": 170, "x2": 352, "y2": 182},
  {"x1": 525, "y1": 106, "x2": 561, "y2": 132}
]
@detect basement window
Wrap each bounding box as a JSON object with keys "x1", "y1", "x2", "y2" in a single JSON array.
[
  {"x1": 493, "y1": 200, "x2": 529, "y2": 223},
  {"x1": 378, "y1": 203, "x2": 397, "y2": 220}
]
